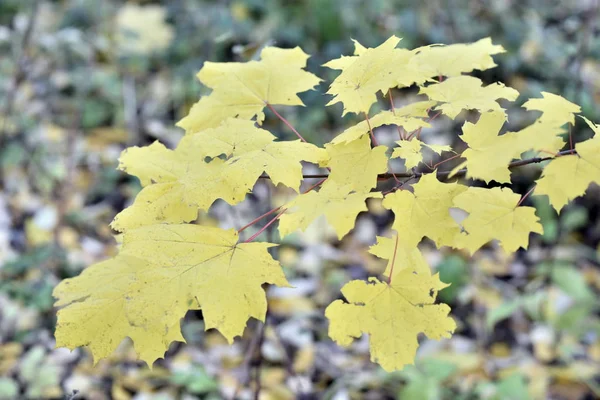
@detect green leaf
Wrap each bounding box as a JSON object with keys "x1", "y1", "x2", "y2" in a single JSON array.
[
  {"x1": 487, "y1": 299, "x2": 522, "y2": 329},
  {"x1": 551, "y1": 264, "x2": 594, "y2": 301}
]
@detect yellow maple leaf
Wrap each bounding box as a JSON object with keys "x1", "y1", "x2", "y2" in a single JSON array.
[
  {"x1": 382, "y1": 173, "x2": 467, "y2": 247},
  {"x1": 369, "y1": 234, "x2": 429, "y2": 279},
  {"x1": 391, "y1": 138, "x2": 452, "y2": 169},
  {"x1": 278, "y1": 181, "x2": 382, "y2": 239},
  {"x1": 419, "y1": 76, "x2": 519, "y2": 119},
  {"x1": 534, "y1": 132, "x2": 600, "y2": 212},
  {"x1": 325, "y1": 270, "x2": 455, "y2": 371},
  {"x1": 112, "y1": 127, "x2": 325, "y2": 231},
  {"x1": 330, "y1": 101, "x2": 435, "y2": 144},
  {"x1": 522, "y1": 91, "x2": 581, "y2": 126},
  {"x1": 449, "y1": 111, "x2": 520, "y2": 183},
  {"x1": 453, "y1": 187, "x2": 543, "y2": 253},
  {"x1": 324, "y1": 135, "x2": 388, "y2": 191},
  {"x1": 177, "y1": 118, "x2": 274, "y2": 158},
  {"x1": 177, "y1": 47, "x2": 320, "y2": 133},
  {"x1": 111, "y1": 156, "x2": 246, "y2": 231},
  {"x1": 503, "y1": 92, "x2": 581, "y2": 155},
  {"x1": 509, "y1": 119, "x2": 567, "y2": 156},
  {"x1": 324, "y1": 37, "x2": 431, "y2": 115},
  {"x1": 115, "y1": 4, "x2": 174, "y2": 55},
  {"x1": 410, "y1": 37, "x2": 505, "y2": 78},
  {"x1": 53, "y1": 224, "x2": 289, "y2": 365},
  {"x1": 582, "y1": 116, "x2": 600, "y2": 135}
]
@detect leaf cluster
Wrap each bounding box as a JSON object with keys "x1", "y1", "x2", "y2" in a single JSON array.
[{"x1": 53, "y1": 37, "x2": 600, "y2": 371}]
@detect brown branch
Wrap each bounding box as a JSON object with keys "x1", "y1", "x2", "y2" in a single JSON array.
[{"x1": 257, "y1": 150, "x2": 575, "y2": 181}]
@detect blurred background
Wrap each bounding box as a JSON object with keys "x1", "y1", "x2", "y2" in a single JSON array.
[{"x1": 1, "y1": 0, "x2": 600, "y2": 399}]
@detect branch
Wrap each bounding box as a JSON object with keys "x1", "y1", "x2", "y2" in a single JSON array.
[{"x1": 257, "y1": 150, "x2": 576, "y2": 181}]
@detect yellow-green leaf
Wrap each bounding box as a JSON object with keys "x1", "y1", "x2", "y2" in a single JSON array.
[
  {"x1": 382, "y1": 173, "x2": 467, "y2": 247},
  {"x1": 450, "y1": 111, "x2": 520, "y2": 184},
  {"x1": 278, "y1": 181, "x2": 382, "y2": 239},
  {"x1": 325, "y1": 271, "x2": 455, "y2": 372},
  {"x1": 522, "y1": 91, "x2": 581, "y2": 125},
  {"x1": 534, "y1": 134, "x2": 600, "y2": 212},
  {"x1": 53, "y1": 224, "x2": 289, "y2": 366},
  {"x1": 324, "y1": 135, "x2": 388, "y2": 191},
  {"x1": 369, "y1": 234, "x2": 429, "y2": 279},
  {"x1": 453, "y1": 187, "x2": 543, "y2": 253},
  {"x1": 331, "y1": 101, "x2": 435, "y2": 144},
  {"x1": 177, "y1": 47, "x2": 320, "y2": 133},
  {"x1": 324, "y1": 36, "x2": 430, "y2": 115},
  {"x1": 419, "y1": 76, "x2": 519, "y2": 119},
  {"x1": 391, "y1": 138, "x2": 451, "y2": 169},
  {"x1": 410, "y1": 37, "x2": 505, "y2": 78}
]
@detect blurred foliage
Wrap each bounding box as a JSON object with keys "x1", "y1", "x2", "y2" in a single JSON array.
[{"x1": 0, "y1": 0, "x2": 599, "y2": 398}]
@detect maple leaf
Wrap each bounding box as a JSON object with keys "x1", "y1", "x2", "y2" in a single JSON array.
[
  {"x1": 325, "y1": 270, "x2": 455, "y2": 372},
  {"x1": 410, "y1": 37, "x2": 505, "y2": 78},
  {"x1": 324, "y1": 37, "x2": 430, "y2": 116},
  {"x1": 330, "y1": 101, "x2": 435, "y2": 144},
  {"x1": 582, "y1": 116, "x2": 600, "y2": 135},
  {"x1": 522, "y1": 91, "x2": 581, "y2": 126},
  {"x1": 324, "y1": 135, "x2": 388, "y2": 191},
  {"x1": 419, "y1": 76, "x2": 519, "y2": 119},
  {"x1": 392, "y1": 138, "x2": 452, "y2": 169},
  {"x1": 278, "y1": 181, "x2": 382, "y2": 239},
  {"x1": 453, "y1": 187, "x2": 543, "y2": 253},
  {"x1": 449, "y1": 111, "x2": 520, "y2": 183},
  {"x1": 382, "y1": 173, "x2": 467, "y2": 247},
  {"x1": 369, "y1": 234, "x2": 429, "y2": 279},
  {"x1": 177, "y1": 118, "x2": 275, "y2": 159},
  {"x1": 112, "y1": 152, "x2": 247, "y2": 231},
  {"x1": 502, "y1": 92, "x2": 581, "y2": 155},
  {"x1": 177, "y1": 47, "x2": 320, "y2": 133},
  {"x1": 53, "y1": 224, "x2": 289, "y2": 365},
  {"x1": 534, "y1": 130, "x2": 600, "y2": 212},
  {"x1": 112, "y1": 125, "x2": 325, "y2": 231},
  {"x1": 508, "y1": 119, "x2": 567, "y2": 156}
]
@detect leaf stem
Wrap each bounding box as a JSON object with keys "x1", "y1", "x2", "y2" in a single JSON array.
[
  {"x1": 238, "y1": 178, "x2": 326, "y2": 235},
  {"x1": 266, "y1": 103, "x2": 307, "y2": 142},
  {"x1": 517, "y1": 185, "x2": 536, "y2": 207},
  {"x1": 430, "y1": 153, "x2": 462, "y2": 170},
  {"x1": 387, "y1": 234, "x2": 400, "y2": 285},
  {"x1": 244, "y1": 208, "x2": 287, "y2": 243},
  {"x1": 364, "y1": 112, "x2": 379, "y2": 146},
  {"x1": 387, "y1": 89, "x2": 405, "y2": 140},
  {"x1": 238, "y1": 207, "x2": 282, "y2": 233}
]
